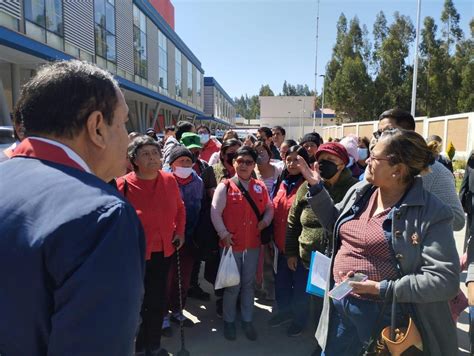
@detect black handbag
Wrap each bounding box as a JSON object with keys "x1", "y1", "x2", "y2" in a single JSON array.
[{"x1": 231, "y1": 177, "x2": 273, "y2": 245}]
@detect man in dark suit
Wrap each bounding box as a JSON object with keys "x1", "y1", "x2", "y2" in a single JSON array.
[{"x1": 0, "y1": 60, "x2": 146, "y2": 356}]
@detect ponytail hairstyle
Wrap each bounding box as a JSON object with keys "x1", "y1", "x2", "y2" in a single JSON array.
[{"x1": 379, "y1": 129, "x2": 436, "y2": 184}]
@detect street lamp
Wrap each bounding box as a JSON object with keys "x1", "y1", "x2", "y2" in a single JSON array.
[{"x1": 319, "y1": 74, "x2": 326, "y2": 128}]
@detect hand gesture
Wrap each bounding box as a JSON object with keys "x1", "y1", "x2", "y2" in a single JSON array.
[{"x1": 296, "y1": 156, "x2": 321, "y2": 186}]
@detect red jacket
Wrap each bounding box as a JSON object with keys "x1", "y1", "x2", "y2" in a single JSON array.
[
  {"x1": 200, "y1": 138, "x2": 221, "y2": 163},
  {"x1": 221, "y1": 178, "x2": 269, "y2": 252},
  {"x1": 117, "y1": 171, "x2": 186, "y2": 259},
  {"x1": 273, "y1": 177, "x2": 304, "y2": 253}
]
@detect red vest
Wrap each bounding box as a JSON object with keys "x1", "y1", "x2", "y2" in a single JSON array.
[
  {"x1": 272, "y1": 178, "x2": 304, "y2": 253},
  {"x1": 221, "y1": 178, "x2": 269, "y2": 252}
]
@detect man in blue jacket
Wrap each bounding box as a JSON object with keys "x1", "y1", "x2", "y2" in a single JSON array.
[{"x1": 0, "y1": 60, "x2": 146, "y2": 355}]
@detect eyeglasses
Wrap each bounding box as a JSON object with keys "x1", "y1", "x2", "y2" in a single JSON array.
[
  {"x1": 368, "y1": 154, "x2": 390, "y2": 162},
  {"x1": 235, "y1": 158, "x2": 255, "y2": 166}
]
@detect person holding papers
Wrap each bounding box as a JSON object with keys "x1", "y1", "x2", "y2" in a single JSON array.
[
  {"x1": 278, "y1": 143, "x2": 357, "y2": 341},
  {"x1": 303, "y1": 129, "x2": 460, "y2": 356}
]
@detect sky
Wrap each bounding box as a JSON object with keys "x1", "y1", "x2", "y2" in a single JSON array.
[{"x1": 173, "y1": 0, "x2": 473, "y2": 99}]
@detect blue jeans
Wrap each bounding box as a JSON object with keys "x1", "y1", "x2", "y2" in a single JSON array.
[
  {"x1": 323, "y1": 296, "x2": 396, "y2": 356},
  {"x1": 274, "y1": 254, "x2": 309, "y2": 327},
  {"x1": 221, "y1": 248, "x2": 260, "y2": 323}
]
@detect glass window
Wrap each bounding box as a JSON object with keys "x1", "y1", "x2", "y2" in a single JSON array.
[
  {"x1": 95, "y1": 0, "x2": 116, "y2": 63},
  {"x1": 45, "y1": 0, "x2": 63, "y2": 35},
  {"x1": 25, "y1": 0, "x2": 63, "y2": 39},
  {"x1": 95, "y1": 0, "x2": 105, "y2": 24},
  {"x1": 105, "y1": 2, "x2": 115, "y2": 34},
  {"x1": 158, "y1": 31, "x2": 168, "y2": 92},
  {"x1": 133, "y1": 5, "x2": 147, "y2": 79},
  {"x1": 196, "y1": 71, "x2": 201, "y2": 99},
  {"x1": 175, "y1": 48, "x2": 182, "y2": 97},
  {"x1": 106, "y1": 33, "x2": 116, "y2": 62},
  {"x1": 187, "y1": 60, "x2": 192, "y2": 99},
  {"x1": 25, "y1": 0, "x2": 46, "y2": 27}
]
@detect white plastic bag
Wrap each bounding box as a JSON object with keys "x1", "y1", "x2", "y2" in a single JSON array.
[{"x1": 214, "y1": 247, "x2": 240, "y2": 289}]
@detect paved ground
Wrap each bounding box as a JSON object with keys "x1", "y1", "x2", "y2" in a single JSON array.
[{"x1": 161, "y1": 228, "x2": 471, "y2": 356}]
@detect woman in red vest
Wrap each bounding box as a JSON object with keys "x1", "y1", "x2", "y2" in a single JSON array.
[
  {"x1": 269, "y1": 145, "x2": 311, "y2": 335},
  {"x1": 211, "y1": 146, "x2": 274, "y2": 342},
  {"x1": 117, "y1": 135, "x2": 186, "y2": 356}
]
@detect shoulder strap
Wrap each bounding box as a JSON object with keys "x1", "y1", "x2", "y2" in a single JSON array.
[
  {"x1": 122, "y1": 178, "x2": 128, "y2": 197},
  {"x1": 231, "y1": 176, "x2": 263, "y2": 221}
]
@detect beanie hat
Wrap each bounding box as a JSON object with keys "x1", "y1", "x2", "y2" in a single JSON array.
[
  {"x1": 180, "y1": 132, "x2": 202, "y2": 149},
  {"x1": 316, "y1": 142, "x2": 349, "y2": 166},
  {"x1": 339, "y1": 135, "x2": 359, "y2": 161},
  {"x1": 168, "y1": 145, "x2": 194, "y2": 165},
  {"x1": 300, "y1": 132, "x2": 321, "y2": 146}
]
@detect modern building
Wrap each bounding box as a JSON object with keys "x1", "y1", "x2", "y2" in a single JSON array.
[
  {"x1": 194, "y1": 76, "x2": 236, "y2": 131},
  {"x1": 0, "y1": 0, "x2": 234, "y2": 132},
  {"x1": 259, "y1": 96, "x2": 336, "y2": 140}
]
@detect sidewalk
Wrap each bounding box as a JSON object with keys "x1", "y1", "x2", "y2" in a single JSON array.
[{"x1": 161, "y1": 227, "x2": 470, "y2": 355}]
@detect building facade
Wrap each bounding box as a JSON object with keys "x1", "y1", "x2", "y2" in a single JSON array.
[
  {"x1": 193, "y1": 76, "x2": 236, "y2": 131},
  {"x1": 0, "y1": 0, "x2": 233, "y2": 132},
  {"x1": 259, "y1": 96, "x2": 336, "y2": 141}
]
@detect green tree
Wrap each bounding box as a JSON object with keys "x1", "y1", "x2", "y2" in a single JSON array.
[
  {"x1": 331, "y1": 56, "x2": 373, "y2": 121},
  {"x1": 282, "y1": 80, "x2": 289, "y2": 96},
  {"x1": 440, "y1": 0, "x2": 463, "y2": 52},
  {"x1": 418, "y1": 16, "x2": 453, "y2": 116},
  {"x1": 372, "y1": 11, "x2": 388, "y2": 75},
  {"x1": 259, "y1": 84, "x2": 274, "y2": 96},
  {"x1": 373, "y1": 12, "x2": 414, "y2": 116},
  {"x1": 455, "y1": 19, "x2": 474, "y2": 112}
]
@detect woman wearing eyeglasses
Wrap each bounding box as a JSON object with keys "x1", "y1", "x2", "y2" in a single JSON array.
[
  {"x1": 117, "y1": 135, "x2": 186, "y2": 356},
  {"x1": 302, "y1": 129, "x2": 460, "y2": 356},
  {"x1": 211, "y1": 146, "x2": 274, "y2": 342}
]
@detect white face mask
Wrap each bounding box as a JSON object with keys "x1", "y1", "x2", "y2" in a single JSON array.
[
  {"x1": 174, "y1": 166, "x2": 193, "y2": 179},
  {"x1": 199, "y1": 134, "x2": 210, "y2": 145},
  {"x1": 358, "y1": 148, "x2": 368, "y2": 161}
]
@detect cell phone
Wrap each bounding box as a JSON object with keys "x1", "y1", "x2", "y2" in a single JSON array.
[{"x1": 328, "y1": 273, "x2": 368, "y2": 300}]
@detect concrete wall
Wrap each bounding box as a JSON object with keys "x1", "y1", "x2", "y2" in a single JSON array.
[{"x1": 322, "y1": 112, "x2": 474, "y2": 159}]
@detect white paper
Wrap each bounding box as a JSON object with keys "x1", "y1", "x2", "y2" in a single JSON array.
[{"x1": 310, "y1": 251, "x2": 331, "y2": 290}]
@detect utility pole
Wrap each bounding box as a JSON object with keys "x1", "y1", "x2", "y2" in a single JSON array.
[
  {"x1": 411, "y1": 0, "x2": 422, "y2": 117},
  {"x1": 313, "y1": 0, "x2": 320, "y2": 130}
]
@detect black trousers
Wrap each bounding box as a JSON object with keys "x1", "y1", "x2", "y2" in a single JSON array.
[{"x1": 136, "y1": 252, "x2": 171, "y2": 352}]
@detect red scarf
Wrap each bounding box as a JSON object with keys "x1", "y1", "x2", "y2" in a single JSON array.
[
  {"x1": 12, "y1": 138, "x2": 86, "y2": 171},
  {"x1": 173, "y1": 174, "x2": 193, "y2": 186}
]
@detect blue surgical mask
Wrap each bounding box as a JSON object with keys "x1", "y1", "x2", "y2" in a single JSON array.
[
  {"x1": 199, "y1": 134, "x2": 210, "y2": 145},
  {"x1": 357, "y1": 148, "x2": 368, "y2": 161}
]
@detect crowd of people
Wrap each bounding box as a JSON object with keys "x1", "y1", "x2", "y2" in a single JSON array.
[{"x1": 0, "y1": 60, "x2": 471, "y2": 356}]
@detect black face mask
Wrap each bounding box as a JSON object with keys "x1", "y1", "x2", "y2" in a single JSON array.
[
  {"x1": 225, "y1": 152, "x2": 236, "y2": 165},
  {"x1": 318, "y1": 159, "x2": 339, "y2": 180}
]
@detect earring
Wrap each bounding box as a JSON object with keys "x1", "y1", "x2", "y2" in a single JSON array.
[{"x1": 392, "y1": 174, "x2": 396, "y2": 178}]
